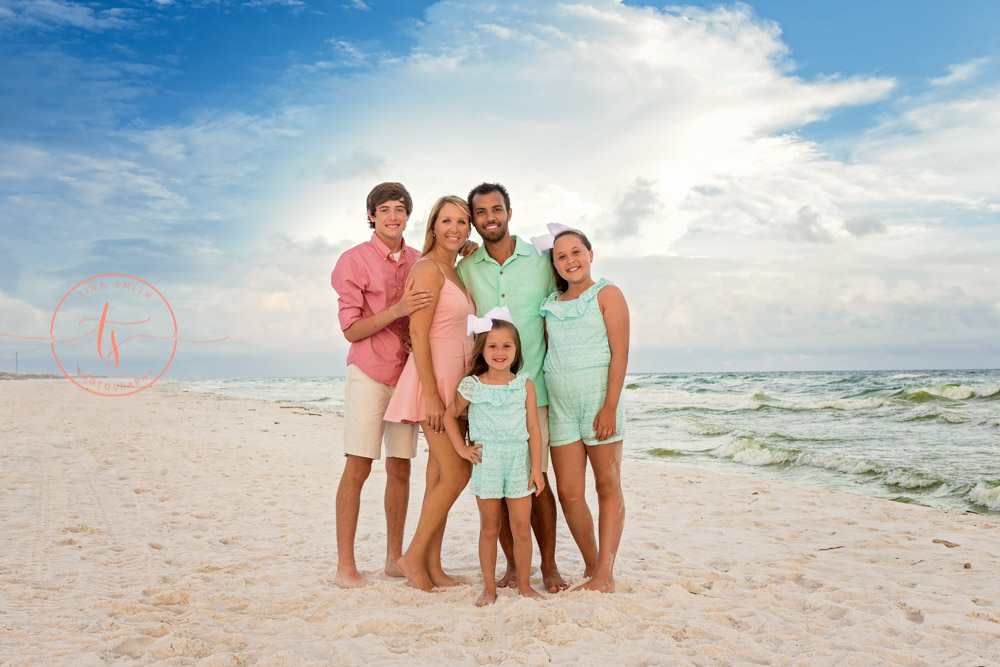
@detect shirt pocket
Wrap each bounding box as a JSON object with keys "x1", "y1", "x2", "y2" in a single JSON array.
[{"x1": 511, "y1": 283, "x2": 546, "y2": 315}]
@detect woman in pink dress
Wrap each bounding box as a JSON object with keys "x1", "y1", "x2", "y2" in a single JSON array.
[{"x1": 384, "y1": 195, "x2": 476, "y2": 591}]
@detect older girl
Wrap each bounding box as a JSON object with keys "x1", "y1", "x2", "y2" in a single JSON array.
[{"x1": 541, "y1": 228, "x2": 629, "y2": 593}]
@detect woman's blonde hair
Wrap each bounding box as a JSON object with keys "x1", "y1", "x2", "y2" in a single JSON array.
[{"x1": 421, "y1": 195, "x2": 472, "y2": 256}]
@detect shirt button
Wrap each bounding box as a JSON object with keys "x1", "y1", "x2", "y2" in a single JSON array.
[
  {"x1": 501, "y1": 293, "x2": 506, "y2": 298},
  {"x1": 499, "y1": 271, "x2": 503, "y2": 275}
]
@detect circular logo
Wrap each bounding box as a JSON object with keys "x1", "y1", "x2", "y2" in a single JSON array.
[{"x1": 50, "y1": 274, "x2": 177, "y2": 396}]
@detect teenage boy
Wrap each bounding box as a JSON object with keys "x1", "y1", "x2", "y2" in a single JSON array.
[
  {"x1": 457, "y1": 182, "x2": 568, "y2": 593},
  {"x1": 330, "y1": 182, "x2": 433, "y2": 588}
]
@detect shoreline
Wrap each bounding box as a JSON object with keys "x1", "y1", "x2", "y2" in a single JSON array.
[{"x1": 2, "y1": 379, "x2": 999, "y2": 663}]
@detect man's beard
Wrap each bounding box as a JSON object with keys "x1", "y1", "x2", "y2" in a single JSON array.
[{"x1": 476, "y1": 222, "x2": 507, "y2": 243}]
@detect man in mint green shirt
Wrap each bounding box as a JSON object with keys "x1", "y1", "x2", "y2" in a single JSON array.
[{"x1": 457, "y1": 182, "x2": 567, "y2": 593}]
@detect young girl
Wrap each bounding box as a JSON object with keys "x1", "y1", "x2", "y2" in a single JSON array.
[
  {"x1": 541, "y1": 228, "x2": 629, "y2": 593},
  {"x1": 444, "y1": 309, "x2": 546, "y2": 606}
]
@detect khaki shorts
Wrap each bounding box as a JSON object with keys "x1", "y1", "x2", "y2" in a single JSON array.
[{"x1": 344, "y1": 364, "x2": 418, "y2": 460}]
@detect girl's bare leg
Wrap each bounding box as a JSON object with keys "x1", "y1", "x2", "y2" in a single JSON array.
[
  {"x1": 397, "y1": 423, "x2": 470, "y2": 591},
  {"x1": 549, "y1": 441, "x2": 598, "y2": 577},
  {"x1": 576, "y1": 441, "x2": 624, "y2": 593},
  {"x1": 476, "y1": 498, "x2": 501, "y2": 606},
  {"x1": 507, "y1": 494, "x2": 543, "y2": 600}
]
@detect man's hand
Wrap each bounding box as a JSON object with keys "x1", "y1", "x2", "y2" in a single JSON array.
[
  {"x1": 459, "y1": 239, "x2": 479, "y2": 258},
  {"x1": 394, "y1": 279, "x2": 434, "y2": 318}
]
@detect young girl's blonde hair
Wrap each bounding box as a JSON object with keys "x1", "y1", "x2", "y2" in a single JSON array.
[{"x1": 466, "y1": 319, "x2": 523, "y2": 376}]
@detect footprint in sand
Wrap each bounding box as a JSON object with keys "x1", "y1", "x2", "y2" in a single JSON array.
[{"x1": 114, "y1": 636, "x2": 155, "y2": 659}]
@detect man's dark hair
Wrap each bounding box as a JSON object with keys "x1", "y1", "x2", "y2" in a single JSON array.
[
  {"x1": 366, "y1": 182, "x2": 413, "y2": 228},
  {"x1": 467, "y1": 182, "x2": 511, "y2": 214}
]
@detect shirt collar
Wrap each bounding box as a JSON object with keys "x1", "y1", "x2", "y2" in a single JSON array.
[
  {"x1": 472, "y1": 235, "x2": 534, "y2": 264},
  {"x1": 369, "y1": 232, "x2": 409, "y2": 261}
]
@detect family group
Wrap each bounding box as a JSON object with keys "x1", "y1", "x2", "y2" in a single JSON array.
[{"x1": 330, "y1": 182, "x2": 630, "y2": 606}]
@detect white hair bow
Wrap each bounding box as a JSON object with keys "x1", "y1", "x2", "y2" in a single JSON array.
[
  {"x1": 467, "y1": 306, "x2": 514, "y2": 336},
  {"x1": 530, "y1": 222, "x2": 576, "y2": 255}
]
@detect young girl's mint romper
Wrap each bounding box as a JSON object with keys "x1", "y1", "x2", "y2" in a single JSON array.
[
  {"x1": 458, "y1": 373, "x2": 534, "y2": 500},
  {"x1": 541, "y1": 278, "x2": 625, "y2": 447}
]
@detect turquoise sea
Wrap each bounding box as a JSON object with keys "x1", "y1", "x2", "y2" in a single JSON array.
[{"x1": 175, "y1": 369, "x2": 1000, "y2": 515}]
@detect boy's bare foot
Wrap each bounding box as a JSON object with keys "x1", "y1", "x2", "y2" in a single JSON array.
[
  {"x1": 397, "y1": 555, "x2": 434, "y2": 592},
  {"x1": 542, "y1": 566, "x2": 568, "y2": 593},
  {"x1": 476, "y1": 588, "x2": 498, "y2": 607},
  {"x1": 583, "y1": 563, "x2": 597, "y2": 579},
  {"x1": 518, "y1": 584, "x2": 544, "y2": 601},
  {"x1": 385, "y1": 558, "x2": 404, "y2": 578},
  {"x1": 496, "y1": 566, "x2": 517, "y2": 588},
  {"x1": 333, "y1": 568, "x2": 371, "y2": 589},
  {"x1": 572, "y1": 575, "x2": 615, "y2": 593}
]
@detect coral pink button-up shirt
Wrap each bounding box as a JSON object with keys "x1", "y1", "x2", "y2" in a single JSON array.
[{"x1": 331, "y1": 233, "x2": 420, "y2": 386}]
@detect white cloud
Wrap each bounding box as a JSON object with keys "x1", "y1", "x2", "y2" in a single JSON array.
[
  {"x1": 844, "y1": 215, "x2": 888, "y2": 237},
  {"x1": 784, "y1": 206, "x2": 833, "y2": 243},
  {"x1": 930, "y1": 57, "x2": 989, "y2": 86},
  {"x1": 0, "y1": 0, "x2": 134, "y2": 31},
  {"x1": 6, "y1": 0, "x2": 1000, "y2": 371}
]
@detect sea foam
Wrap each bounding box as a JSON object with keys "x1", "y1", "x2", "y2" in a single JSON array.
[
  {"x1": 710, "y1": 437, "x2": 799, "y2": 466},
  {"x1": 967, "y1": 482, "x2": 1000, "y2": 511}
]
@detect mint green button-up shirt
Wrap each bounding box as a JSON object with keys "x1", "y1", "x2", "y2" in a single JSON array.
[{"x1": 457, "y1": 235, "x2": 557, "y2": 406}]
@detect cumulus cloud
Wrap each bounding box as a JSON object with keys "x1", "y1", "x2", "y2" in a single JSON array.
[
  {"x1": 610, "y1": 177, "x2": 664, "y2": 239},
  {"x1": 784, "y1": 206, "x2": 833, "y2": 243},
  {"x1": 5, "y1": 0, "x2": 1000, "y2": 371}
]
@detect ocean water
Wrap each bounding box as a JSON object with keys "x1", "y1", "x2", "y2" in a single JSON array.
[{"x1": 174, "y1": 370, "x2": 1000, "y2": 515}]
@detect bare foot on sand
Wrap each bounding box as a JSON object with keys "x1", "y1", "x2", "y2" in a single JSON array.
[
  {"x1": 430, "y1": 570, "x2": 462, "y2": 588},
  {"x1": 542, "y1": 567, "x2": 568, "y2": 593},
  {"x1": 397, "y1": 555, "x2": 434, "y2": 591},
  {"x1": 518, "y1": 584, "x2": 545, "y2": 601},
  {"x1": 573, "y1": 575, "x2": 615, "y2": 593},
  {"x1": 496, "y1": 566, "x2": 518, "y2": 588},
  {"x1": 476, "y1": 588, "x2": 498, "y2": 607},
  {"x1": 384, "y1": 558, "x2": 404, "y2": 578},
  {"x1": 333, "y1": 568, "x2": 371, "y2": 589}
]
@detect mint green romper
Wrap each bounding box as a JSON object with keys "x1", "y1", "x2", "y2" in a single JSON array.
[
  {"x1": 541, "y1": 278, "x2": 625, "y2": 447},
  {"x1": 458, "y1": 373, "x2": 534, "y2": 499}
]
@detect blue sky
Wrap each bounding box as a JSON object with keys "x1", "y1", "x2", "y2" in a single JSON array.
[{"x1": 1, "y1": 0, "x2": 998, "y2": 377}]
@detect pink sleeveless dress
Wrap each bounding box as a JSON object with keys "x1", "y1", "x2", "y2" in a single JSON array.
[{"x1": 384, "y1": 278, "x2": 475, "y2": 424}]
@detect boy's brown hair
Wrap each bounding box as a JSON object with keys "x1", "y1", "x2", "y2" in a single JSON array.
[{"x1": 366, "y1": 182, "x2": 413, "y2": 228}]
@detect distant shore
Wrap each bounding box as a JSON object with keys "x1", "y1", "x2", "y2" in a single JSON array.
[{"x1": 0, "y1": 372, "x2": 64, "y2": 380}]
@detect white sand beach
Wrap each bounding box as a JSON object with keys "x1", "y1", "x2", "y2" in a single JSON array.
[{"x1": 1, "y1": 379, "x2": 998, "y2": 665}]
